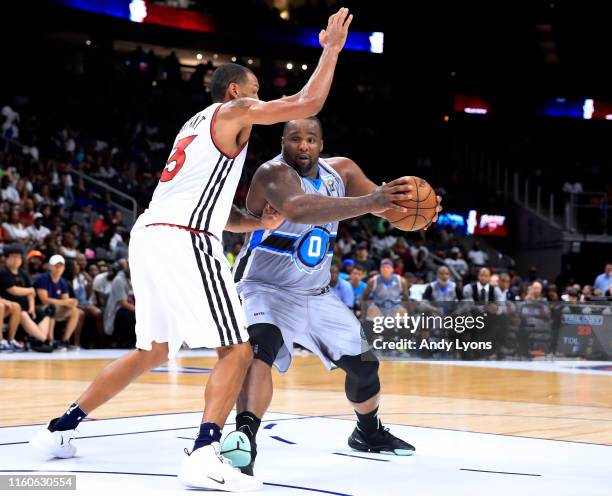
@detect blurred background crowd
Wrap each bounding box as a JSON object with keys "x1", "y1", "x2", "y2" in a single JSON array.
[{"x1": 1, "y1": 0, "x2": 611, "y2": 356}]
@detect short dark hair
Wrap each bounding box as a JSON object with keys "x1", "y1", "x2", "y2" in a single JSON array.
[
  {"x1": 283, "y1": 116, "x2": 323, "y2": 137},
  {"x1": 209, "y1": 63, "x2": 252, "y2": 103},
  {"x1": 5, "y1": 245, "x2": 23, "y2": 256}
]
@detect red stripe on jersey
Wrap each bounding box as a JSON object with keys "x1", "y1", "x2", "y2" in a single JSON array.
[{"x1": 210, "y1": 103, "x2": 249, "y2": 159}]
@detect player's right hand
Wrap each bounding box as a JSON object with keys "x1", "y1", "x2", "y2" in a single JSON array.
[
  {"x1": 368, "y1": 177, "x2": 413, "y2": 214},
  {"x1": 319, "y1": 8, "x2": 354, "y2": 53}
]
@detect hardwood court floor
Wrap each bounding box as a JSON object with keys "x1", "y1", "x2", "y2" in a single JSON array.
[{"x1": 1, "y1": 352, "x2": 611, "y2": 445}]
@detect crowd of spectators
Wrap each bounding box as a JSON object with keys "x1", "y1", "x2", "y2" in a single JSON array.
[{"x1": 2, "y1": 31, "x2": 610, "y2": 356}]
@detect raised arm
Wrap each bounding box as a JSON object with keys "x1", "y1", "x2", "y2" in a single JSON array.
[
  {"x1": 218, "y1": 8, "x2": 353, "y2": 128},
  {"x1": 246, "y1": 161, "x2": 413, "y2": 225}
]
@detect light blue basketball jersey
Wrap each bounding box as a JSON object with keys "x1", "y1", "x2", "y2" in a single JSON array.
[{"x1": 234, "y1": 155, "x2": 345, "y2": 294}]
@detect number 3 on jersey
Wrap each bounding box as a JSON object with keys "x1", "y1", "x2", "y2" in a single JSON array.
[{"x1": 160, "y1": 135, "x2": 197, "y2": 182}]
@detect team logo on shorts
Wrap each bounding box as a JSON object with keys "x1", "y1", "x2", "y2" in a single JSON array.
[{"x1": 293, "y1": 226, "x2": 331, "y2": 273}]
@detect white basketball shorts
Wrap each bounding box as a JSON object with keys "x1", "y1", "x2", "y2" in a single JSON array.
[{"x1": 130, "y1": 224, "x2": 248, "y2": 358}]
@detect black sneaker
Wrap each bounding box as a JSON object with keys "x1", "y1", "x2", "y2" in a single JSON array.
[
  {"x1": 237, "y1": 425, "x2": 257, "y2": 476},
  {"x1": 348, "y1": 422, "x2": 415, "y2": 456},
  {"x1": 53, "y1": 341, "x2": 68, "y2": 351},
  {"x1": 31, "y1": 342, "x2": 54, "y2": 353}
]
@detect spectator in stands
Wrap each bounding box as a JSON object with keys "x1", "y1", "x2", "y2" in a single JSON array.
[
  {"x1": 336, "y1": 228, "x2": 356, "y2": 256},
  {"x1": 445, "y1": 247, "x2": 469, "y2": 280},
  {"x1": 26, "y1": 212, "x2": 51, "y2": 244},
  {"x1": 225, "y1": 241, "x2": 242, "y2": 268},
  {"x1": 25, "y1": 250, "x2": 45, "y2": 277},
  {"x1": 363, "y1": 258, "x2": 409, "y2": 320},
  {"x1": 593, "y1": 263, "x2": 612, "y2": 294},
  {"x1": 59, "y1": 232, "x2": 79, "y2": 259},
  {"x1": 330, "y1": 264, "x2": 354, "y2": 308},
  {"x1": 0, "y1": 246, "x2": 54, "y2": 352},
  {"x1": 34, "y1": 254, "x2": 82, "y2": 350},
  {"x1": 103, "y1": 259, "x2": 135, "y2": 347},
  {"x1": 91, "y1": 264, "x2": 116, "y2": 308},
  {"x1": 525, "y1": 281, "x2": 546, "y2": 301},
  {"x1": 467, "y1": 240, "x2": 488, "y2": 267},
  {"x1": 0, "y1": 296, "x2": 25, "y2": 352},
  {"x1": 18, "y1": 199, "x2": 35, "y2": 227},
  {"x1": 1, "y1": 176, "x2": 19, "y2": 204},
  {"x1": 581, "y1": 285, "x2": 593, "y2": 302},
  {"x1": 462, "y1": 267, "x2": 503, "y2": 304},
  {"x1": 490, "y1": 274, "x2": 500, "y2": 287},
  {"x1": 71, "y1": 259, "x2": 103, "y2": 347},
  {"x1": 2, "y1": 209, "x2": 31, "y2": 244},
  {"x1": 355, "y1": 241, "x2": 377, "y2": 274},
  {"x1": 347, "y1": 264, "x2": 367, "y2": 307},
  {"x1": 547, "y1": 285, "x2": 560, "y2": 301},
  {"x1": 423, "y1": 266, "x2": 462, "y2": 303}
]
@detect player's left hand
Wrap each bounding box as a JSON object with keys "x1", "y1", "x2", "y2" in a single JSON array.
[
  {"x1": 261, "y1": 203, "x2": 284, "y2": 230},
  {"x1": 423, "y1": 195, "x2": 443, "y2": 231}
]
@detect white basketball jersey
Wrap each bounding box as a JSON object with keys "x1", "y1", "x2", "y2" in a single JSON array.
[{"x1": 134, "y1": 102, "x2": 248, "y2": 238}]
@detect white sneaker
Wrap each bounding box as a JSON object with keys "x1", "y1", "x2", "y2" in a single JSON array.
[
  {"x1": 178, "y1": 442, "x2": 263, "y2": 492},
  {"x1": 29, "y1": 422, "x2": 77, "y2": 459}
]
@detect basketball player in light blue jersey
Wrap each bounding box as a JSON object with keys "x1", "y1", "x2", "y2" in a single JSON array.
[{"x1": 223, "y1": 117, "x2": 442, "y2": 475}]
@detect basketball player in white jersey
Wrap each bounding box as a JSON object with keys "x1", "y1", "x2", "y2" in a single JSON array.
[
  {"x1": 221, "y1": 117, "x2": 441, "y2": 476},
  {"x1": 27, "y1": 9, "x2": 411, "y2": 492}
]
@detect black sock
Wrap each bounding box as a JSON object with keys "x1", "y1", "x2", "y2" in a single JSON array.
[
  {"x1": 50, "y1": 403, "x2": 87, "y2": 431},
  {"x1": 236, "y1": 411, "x2": 261, "y2": 438},
  {"x1": 355, "y1": 406, "x2": 380, "y2": 434},
  {"x1": 193, "y1": 422, "x2": 222, "y2": 452}
]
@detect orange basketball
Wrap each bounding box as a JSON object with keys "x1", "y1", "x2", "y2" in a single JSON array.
[{"x1": 382, "y1": 176, "x2": 438, "y2": 231}]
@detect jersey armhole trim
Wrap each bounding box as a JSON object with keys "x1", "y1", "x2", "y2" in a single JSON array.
[{"x1": 210, "y1": 103, "x2": 249, "y2": 159}]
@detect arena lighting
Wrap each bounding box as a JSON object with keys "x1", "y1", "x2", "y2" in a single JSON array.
[
  {"x1": 369, "y1": 32, "x2": 384, "y2": 54},
  {"x1": 213, "y1": 54, "x2": 218, "y2": 59},
  {"x1": 55, "y1": 0, "x2": 216, "y2": 33},
  {"x1": 85, "y1": 39, "x2": 92, "y2": 46},
  {"x1": 129, "y1": 0, "x2": 146, "y2": 22},
  {"x1": 583, "y1": 99, "x2": 594, "y2": 119},
  {"x1": 606, "y1": 115, "x2": 612, "y2": 120},
  {"x1": 231, "y1": 57, "x2": 237, "y2": 62},
  {"x1": 302, "y1": 64, "x2": 308, "y2": 70},
  {"x1": 196, "y1": 53, "x2": 203, "y2": 60},
  {"x1": 464, "y1": 107, "x2": 488, "y2": 114},
  {"x1": 248, "y1": 59, "x2": 254, "y2": 65},
  {"x1": 286, "y1": 63, "x2": 293, "y2": 70}
]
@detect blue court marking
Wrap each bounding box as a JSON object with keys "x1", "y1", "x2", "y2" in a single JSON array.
[
  {"x1": 0, "y1": 470, "x2": 354, "y2": 496},
  {"x1": 263, "y1": 423, "x2": 277, "y2": 429},
  {"x1": 270, "y1": 435, "x2": 296, "y2": 445},
  {"x1": 332, "y1": 452, "x2": 388, "y2": 462},
  {"x1": 150, "y1": 366, "x2": 212, "y2": 374}
]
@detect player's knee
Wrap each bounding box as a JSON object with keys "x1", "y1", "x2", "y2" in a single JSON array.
[
  {"x1": 247, "y1": 323, "x2": 284, "y2": 368},
  {"x1": 335, "y1": 351, "x2": 381, "y2": 403}
]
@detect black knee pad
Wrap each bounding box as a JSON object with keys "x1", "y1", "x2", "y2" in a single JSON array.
[
  {"x1": 334, "y1": 351, "x2": 381, "y2": 403},
  {"x1": 247, "y1": 323, "x2": 284, "y2": 367}
]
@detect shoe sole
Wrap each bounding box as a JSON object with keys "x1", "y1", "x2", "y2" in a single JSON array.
[
  {"x1": 178, "y1": 471, "x2": 262, "y2": 492},
  {"x1": 30, "y1": 432, "x2": 76, "y2": 459},
  {"x1": 348, "y1": 440, "x2": 415, "y2": 456}
]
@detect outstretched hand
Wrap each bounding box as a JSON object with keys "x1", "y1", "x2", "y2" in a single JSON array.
[{"x1": 319, "y1": 7, "x2": 354, "y2": 53}]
